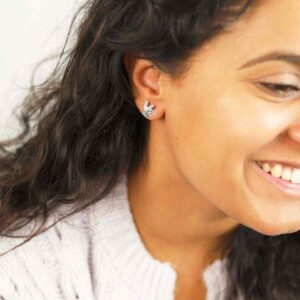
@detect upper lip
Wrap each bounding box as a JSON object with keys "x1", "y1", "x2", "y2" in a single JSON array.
[{"x1": 257, "y1": 159, "x2": 300, "y2": 169}]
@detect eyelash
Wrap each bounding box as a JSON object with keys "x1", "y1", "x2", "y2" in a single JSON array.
[{"x1": 259, "y1": 82, "x2": 300, "y2": 98}]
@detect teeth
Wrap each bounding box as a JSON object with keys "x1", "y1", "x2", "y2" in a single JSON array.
[
  {"x1": 270, "y1": 164, "x2": 282, "y2": 178},
  {"x1": 259, "y1": 161, "x2": 300, "y2": 184},
  {"x1": 282, "y1": 167, "x2": 292, "y2": 181},
  {"x1": 291, "y1": 169, "x2": 300, "y2": 184},
  {"x1": 262, "y1": 163, "x2": 271, "y2": 173}
]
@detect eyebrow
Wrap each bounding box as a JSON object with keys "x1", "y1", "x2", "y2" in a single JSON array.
[{"x1": 238, "y1": 51, "x2": 300, "y2": 70}]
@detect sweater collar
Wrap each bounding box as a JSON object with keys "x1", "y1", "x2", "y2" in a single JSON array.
[{"x1": 90, "y1": 173, "x2": 228, "y2": 299}]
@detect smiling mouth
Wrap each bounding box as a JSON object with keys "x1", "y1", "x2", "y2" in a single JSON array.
[{"x1": 253, "y1": 161, "x2": 300, "y2": 197}]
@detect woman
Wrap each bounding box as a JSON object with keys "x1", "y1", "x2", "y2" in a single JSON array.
[{"x1": 1, "y1": 0, "x2": 300, "y2": 299}]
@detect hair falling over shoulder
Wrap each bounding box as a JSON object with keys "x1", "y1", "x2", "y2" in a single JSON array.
[{"x1": 0, "y1": 0, "x2": 299, "y2": 298}]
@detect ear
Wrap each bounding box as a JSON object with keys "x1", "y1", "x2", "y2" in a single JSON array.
[{"x1": 123, "y1": 55, "x2": 165, "y2": 120}]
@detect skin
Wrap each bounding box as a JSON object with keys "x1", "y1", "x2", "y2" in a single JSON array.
[{"x1": 124, "y1": 0, "x2": 300, "y2": 298}]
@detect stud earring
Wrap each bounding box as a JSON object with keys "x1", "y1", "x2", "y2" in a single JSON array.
[{"x1": 142, "y1": 100, "x2": 156, "y2": 118}]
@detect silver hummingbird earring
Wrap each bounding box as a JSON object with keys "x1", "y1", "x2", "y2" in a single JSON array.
[{"x1": 142, "y1": 100, "x2": 156, "y2": 118}]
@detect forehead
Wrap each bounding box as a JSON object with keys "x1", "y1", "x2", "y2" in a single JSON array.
[
  {"x1": 222, "y1": 0, "x2": 300, "y2": 57},
  {"x1": 168, "y1": 0, "x2": 300, "y2": 85},
  {"x1": 185, "y1": 0, "x2": 300, "y2": 73}
]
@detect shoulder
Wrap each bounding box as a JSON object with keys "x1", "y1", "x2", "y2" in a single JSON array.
[
  {"x1": 0, "y1": 175, "x2": 127, "y2": 299},
  {"x1": 0, "y1": 174, "x2": 126, "y2": 258},
  {"x1": 0, "y1": 204, "x2": 93, "y2": 299},
  {"x1": 0, "y1": 202, "x2": 91, "y2": 255}
]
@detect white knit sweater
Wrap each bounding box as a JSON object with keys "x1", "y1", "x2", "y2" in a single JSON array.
[{"x1": 0, "y1": 173, "x2": 231, "y2": 300}]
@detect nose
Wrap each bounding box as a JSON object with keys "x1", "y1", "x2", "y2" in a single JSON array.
[{"x1": 288, "y1": 124, "x2": 300, "y2": 143}]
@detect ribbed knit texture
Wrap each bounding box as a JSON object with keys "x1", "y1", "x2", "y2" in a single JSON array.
[{"x1": 0, "y1": 173, "x2": 233, "y2": 300}]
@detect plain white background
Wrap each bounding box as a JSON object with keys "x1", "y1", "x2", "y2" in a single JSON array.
[{"x1": 0, "y1": 1, "x2": 83, "y2": 140}]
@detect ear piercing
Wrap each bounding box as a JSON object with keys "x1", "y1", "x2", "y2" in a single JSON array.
[{"x1": 141, "y1": 100, "x2": 156, "y2": 118}]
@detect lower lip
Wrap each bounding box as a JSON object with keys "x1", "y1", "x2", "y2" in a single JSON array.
[{"x1": 252, "y1": 161, "x2": 300, "y2": 197}]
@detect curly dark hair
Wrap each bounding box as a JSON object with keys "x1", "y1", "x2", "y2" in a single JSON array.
[{"x1": 1, "y1": 0, "x2": 299, "y2": 299}]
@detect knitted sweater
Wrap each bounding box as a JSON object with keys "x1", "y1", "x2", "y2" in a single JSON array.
[{"x1": 0, "y1": 173, "x2": 231, "y2": 300}]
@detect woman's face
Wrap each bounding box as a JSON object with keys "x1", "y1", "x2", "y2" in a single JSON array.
[{"x1": 159, "y1": 0, "x2": 300, "y2": 236}]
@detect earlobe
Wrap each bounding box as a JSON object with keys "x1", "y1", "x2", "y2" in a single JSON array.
[{"x1": 141, "y1": 100, "x2": 156, "y2": 119}]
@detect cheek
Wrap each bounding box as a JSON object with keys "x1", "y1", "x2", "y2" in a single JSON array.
[
  {"x1": 164, "y1": 90, "x2": 287, "y2": 216},
  {"x1": 165, "y1": 93, "x2": 247, "y2": 202},
  {"x1": 166, "y1": 92, "x2": 256, "y2": 180}
]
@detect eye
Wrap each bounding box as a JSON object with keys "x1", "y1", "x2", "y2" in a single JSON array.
[{"x1": 257, "y1": 82, "x2": 300, "y2": 98}]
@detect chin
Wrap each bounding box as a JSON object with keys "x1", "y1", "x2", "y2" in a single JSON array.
[{"x1": 247, "y1": 218, "x2": 299, "y2": 236}]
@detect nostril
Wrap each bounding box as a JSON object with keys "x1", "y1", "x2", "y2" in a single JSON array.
[{"x1": 288, "y1": 125, "x2": 300, "y2": 140}]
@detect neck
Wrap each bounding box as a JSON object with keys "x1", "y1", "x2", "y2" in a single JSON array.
[{"x1": 127, "y1": 159, "x2": 239, "y2": 274}]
